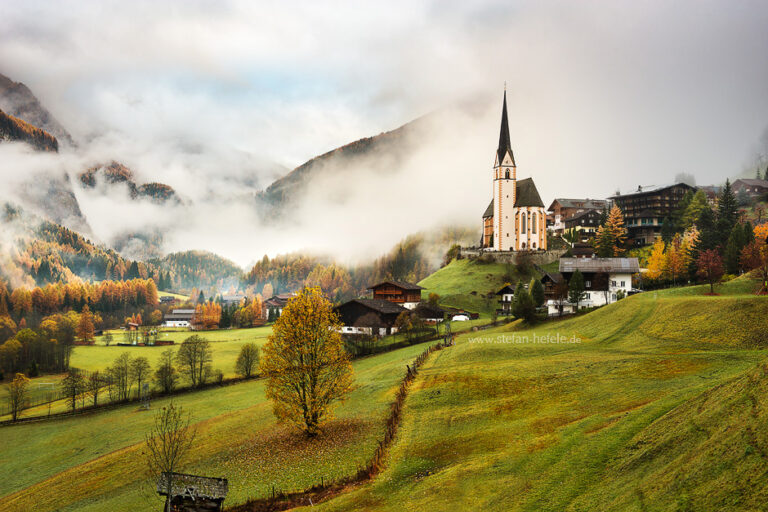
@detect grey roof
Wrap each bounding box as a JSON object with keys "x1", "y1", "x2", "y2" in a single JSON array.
[
  {"x1": 541, "y1": 272, "x2": 564, "y2": 283},
  {"x1": 164, "y1": 313, "x2": 193, "y2": 321},
  {"x1": 337, "y1": 298, "x2": 407, "y2": 315},
  {"x1": 368, "y1": 280, "x2": 423, "y2": 291},
  {"x1": 559, "y1": 257, "x2": 640, "y2": 273},
  {"x1": 733, "y1": 178, "x2": 768, "y2": 187},
  {"x1": 483, "y1": 199, "x2": 494, "y2": 218},
  {"x1": 172, "y1": 309, "x2": 195, "y2": 314},
  {"x1": 609, "y1": 182, "x2": 695, "y2": 199},
  {"x1": 565, "y1": 209, "x2": 602, "y2": 222},
  {"x1": 514, "y1": 178, "x2": 545, "y2": 207},
  {"x1": 157, "y1": 472, "x2": 228, "y2": 500},
  {"x1": 548, "y1": 198, "x2": 607, "y2": 211},
  {"x1": 496, "y1": 90, "x2": 516, "y2": 167}
]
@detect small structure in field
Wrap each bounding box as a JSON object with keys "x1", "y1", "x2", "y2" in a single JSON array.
[
  {"x1": 157, "y1": 472, "x2": 228, "y2": 511},
  {"x1": 163, "y1": 309, "x2": 195, "y2": 328},
  {"x1": 495, "y1": 284, "x2": 516, "y2": 316}
]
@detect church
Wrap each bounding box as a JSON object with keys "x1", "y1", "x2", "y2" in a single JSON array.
[{"x1": 481, "y1": 91, "x2": 547, "y2": 251}]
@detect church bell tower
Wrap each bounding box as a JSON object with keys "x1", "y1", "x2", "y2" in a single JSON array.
[{"x1": 492, "y1": 89, "x2": 517, "y2": 251}]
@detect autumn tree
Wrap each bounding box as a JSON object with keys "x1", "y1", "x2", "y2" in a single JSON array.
[
  {"x1": 193, "y1": 302, "x2": 222, "y2": 330},
  {"x1": 176, "y1": 335, "x2": 212, "y2": 388},
  {"x1": 741, "y1": 238, "x2": 768, "y2": 294},
  {"x1": 697, "y1": 249, "x2": 724, "y2": 294},
  {"x1": 87, "y1": 371, "x2": 103, "y2": 407},
  {"x1": 235, "y1": 343, "x2": 259, "y2": 378},
  {"x1": 131, "y1": 356, "x2": 152, "y2": 399},
  {"x1": 260, "y1": 287, "x2": 353, "y2": 437},
  {"x1": 262, "y1": 282, "x2": 274, "y2": 299},
  {"x1": 595, "y1": 205, "x2": 627, "y2": 257},
  {"x1": 145, "y1": 403, "x2": 197, "y2": 512},
  {"x1": 76, "y1": 305, "x2": 95, "y2": 344},
  {"x1": 7, "y1": 372, "x2": 30, "y2": 421},
  {"x1": 645, "y1": 238, "x2": 666, "y2": 280}
]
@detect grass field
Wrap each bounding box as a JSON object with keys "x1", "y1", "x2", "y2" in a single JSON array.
[
  {"x1": 308, "y1": 276, "x2": 768, "y2": 511},
  {"x1": 0, "y1": 341, "x2": 433, "y2": 511},
  {"x1": 418, "y1": 259, "x2": 522, "y2": 314}
]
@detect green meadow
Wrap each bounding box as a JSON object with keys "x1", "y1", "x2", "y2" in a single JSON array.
[
  {"x1": 0, "y1": 342, "x2": 431, "y2": 511},
  {"x1": 309, "y1": 277, "x2": 768, "y2": 511}
]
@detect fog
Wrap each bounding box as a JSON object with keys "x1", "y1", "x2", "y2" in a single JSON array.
[{"x1": 1, "y1": 0, "x2": 768, "y2": 268}]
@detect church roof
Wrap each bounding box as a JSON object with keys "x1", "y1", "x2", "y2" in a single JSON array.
[
  {"x1": 482, "y1": 199, "x2": 494, "y2": 218},
  {"x1": 497, "y1": 90, "x2": 516, "y2": 167},
  {"x1": 514, "y1": 177, "x2": 545, "y2": 207}
]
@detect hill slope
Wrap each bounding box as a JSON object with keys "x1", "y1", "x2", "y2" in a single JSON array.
[
  {"x1": 310, "y1": 279, "x2": 768, "y2": 511},
  {"x1": 0, "y1": 109, "x2": 58, "y2": 151},
  {"x1": 0, "y1": 72, "x2": 73, "y2": 146}
]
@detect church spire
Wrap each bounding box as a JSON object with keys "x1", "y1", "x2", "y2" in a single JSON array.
[{"x1": 497, "y1": 89, "x2": 516, "y2": 167}]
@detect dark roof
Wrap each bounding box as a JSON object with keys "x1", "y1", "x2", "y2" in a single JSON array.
[
  {"x1": 336, "y1": 298, "x2": 407, "y2": 315},
  {"x1": 733, "y1": 178, "x2": 768, "y2": 187},
  {"x1": 413, "y1": 302, "x2": 446, "y2": 318},
  {"x1": 157, "y1": 472, "x2": 228, "y2": 500},
  {"x1": 514, "y1": 178, "x2": 545, "y2": 207},
  {"x1": 633, "y1": 209, "x2": 661, "y2": 218},
  {"x1": 609, "y1": 182, "x2": 695, "y2": 200},
  {"x1": 367, "y1": 280, "x2": 423, "y2": 291},
  {"x1": 540, "y1": 272, "x2": 563, "y2": 283},
  {"x1": 566, "y1": 209, "x2": 602, "y2": 222},
  {"x1": 483, "y1": 199, "x2": 494, "y2": 218},
  {"x1": 496, "y1": 90, "x2": 516, "y2": 166},
  {"x1": 559, "y1": 257, "x2": 640, "y2": 273},
  {"x1": 547, "y1": 198, "x2": 607, "y2": 211},
  {"x1": 264, "y1": 297, "x2": 287, "y2": 307},
  {"x1": 495, "y1": 284, "x2": 515, "y2": 295}
]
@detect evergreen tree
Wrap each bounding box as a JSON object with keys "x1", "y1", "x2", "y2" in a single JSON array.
[
  {"x1": 512, "y1": 283, "x2": 536, "y2": 322},
  {"x1": 681, "y1": 190, "x2": 709, "y2": 230},
  {"x1": 695, "y1": 207, "x2": 719, "y2": 252},
  {"x1": 568, "y1": 270, "x2": 587, "y2": 309},
  {"x1": 717, "y1": 179, "x2": 738, "y2": 231},
  {"x1": 660, "y1": 217, "x2": 675, "y2": 244},
  {"x1": 126, "y1": 261, "x2": 140, "y2": 280},
  {"x1": 197, "y1": 290, "x2": 205, "y2": 304},
  {"x1": 743, "y1": 221, "x2": 755, "y2": 245},
  {"x1": 599, "y1": 206, "x2": 608, "y2": 227},
  {"x1": 529, "y1": 278, "x2": 545, "y2": 308},
  {"x1": 672, "y1": 189, "x2": 694, "y2": 229},
  {"x1": 724, "y1": 224, "x2": 747, "y2": 274}
]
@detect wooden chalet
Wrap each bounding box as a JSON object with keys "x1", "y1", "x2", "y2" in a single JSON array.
[
  {"x1": 412, "y1": 302, "x2": 447, "y2": 324},
  {"x1": 547, "y1": 198, "x2": 608, "y2": 234},
  {"x1": 367, "y1": 280, "x2": 423, "y2": 309},
  {"x1": 610, "y1": 183, "x2": 695, "y2": 245},
  {"x1": 540, "y1": 272, "x2": 565, "y2": 300},
  {"x1": 495, "y1": 284, "x2": 515, "y2": 316},
  {"x1": 157, "y1": 472, "x2": 228, "y2": 512},
  {"x1": 334, "y1": 298, "x2": 407, "y2": 336}
]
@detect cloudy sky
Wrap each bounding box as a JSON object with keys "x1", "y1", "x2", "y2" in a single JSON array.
[{"x1": 2, "y1": 0, "x2": 768, "y2": 265}]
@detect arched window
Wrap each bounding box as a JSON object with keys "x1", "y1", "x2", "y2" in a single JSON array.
[
  {"x1": 532, "y1": 213, "x2": 537, "y2": 233},
  {"x1": 505, "y1": 170, "x2": 510, "y2": 179},
  {"x1": 521, "y1": 213, "x2": 526, "y2": 233}
]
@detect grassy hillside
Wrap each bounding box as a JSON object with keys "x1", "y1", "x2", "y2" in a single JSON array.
[
  {"x1": 418, "y1": 258, "x2": 526, "y2": 314},
  {"x1": 308, "y1": 280, "x2": 768, "y2": 511},
  {"x1": 0, "y1": 342, "x2": 432, "y2": 511}
]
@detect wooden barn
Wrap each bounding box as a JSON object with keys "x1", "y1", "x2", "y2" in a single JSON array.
[
  {"x1": 334, "y1": 298, "x2": 407, "y2": 336},
  {"x1": 367, "y1": 281, "x2": 423, "y2": 309},
  {"x1": 157, "y1": 472, "x2": 228, "y2": 512}
]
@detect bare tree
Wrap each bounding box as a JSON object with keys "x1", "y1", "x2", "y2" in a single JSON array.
[
  {"x1": 108, "y1": 352, "x2": 134, "y2": 400},
  {"x1": 60, "y1": 370, "x2": 86, "y2": 413},
  {"x1": 154, "y1": 348, "x2": 179, "y2": 394},
  {"x1": 145, "y1": 402, "x2": 196, "y2": 512},
  {"x1": 87, "y1": 371, "x2": 103, "y2": 407},
  {"x1": 176, "y1": 335, "x2": 212, "y2": 388},
  {"x1": 7, "y1": 373, "x2": 30, "y2": 421},
  {"x1": 131, "y1": 357, "x2": 152, "y2": 399},
  {"x1": 234, "y1": 343, "x2": 259, "y2": 378}
]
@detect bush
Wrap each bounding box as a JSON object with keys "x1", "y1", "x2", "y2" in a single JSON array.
[
  {"x1": 215, "y1": 369, "x2": 224, "y2": 384},
  {"x1": 27, "y1": 360, "x2": 39, "y2": 378}
]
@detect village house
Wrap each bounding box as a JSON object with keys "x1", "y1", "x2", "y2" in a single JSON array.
[
  {"x1": 157, "y1": 472, "x2": 228, "y2": 512},
  {"x1": 610, "y1": 183, "x2": 696, "y2": 245},
  {"x1": 571, "y1": 242, "x2": 595, "y2": 258},
  {"x1": 221, "y1": 294, "x2": 246, "y2": 307},
  {"x1": 262, "y1": 293, "x2": 295, "y2": 319},
  {"x1": 163, "y1": 309, "x2": 195, "y2": 328},
  {"x1": 732, "y1": 178, "x2": 768, "y2": 199},
  {"x1": 495, "y1": 284, "x2": 515, "y2": 316},
  {"x1": 564, "y1": 209, "x2": 603, "y2": 240},
  {"x1": 546, "y1": 258, "x2": 639, "y2": 316},
  {"x1": 334, "y1": 298, "x2": 407, "y2": 336},
  {"x1": 412, "y1": 302, "x2": 447, "y2": 324},
  {"x1": 368, "y1": 280, "x2": 423, "y2": 309},
  {"x1": 481, "y1": 90, "x2": 547, "y2": 251},
  {"x1": 547, "y1": 198, "x2": 608, "y2": 234}
]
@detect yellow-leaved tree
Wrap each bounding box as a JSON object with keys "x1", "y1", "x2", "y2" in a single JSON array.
[
  {"x1": 645, "y1": 238, "x2": 666, "y2": 280},
  {"x1": 260, "y1": 287, "x2": 353, "y2": 437}
]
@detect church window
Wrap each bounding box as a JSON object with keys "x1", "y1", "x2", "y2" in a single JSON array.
[
  {"x1": 505, "y1": 170, "x2": 510, "y2": 179},
  {"x1": 521, "y1": 214, "x2": 526, "y2": 232},
  {"x1": 532, "y1": 213, "x2": 537, "y2": 233}
]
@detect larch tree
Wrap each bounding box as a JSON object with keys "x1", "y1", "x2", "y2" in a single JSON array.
[
  {"x1": 76, "y1": 305, "x2": 95, "y2": 344},
  {"x1": 595, "y1": 205, "x2": 627, "y2": 257},
  {"x1": 7, "y1": 372, "x2": 30, "y2": 421},
  {"x1": 260, "y1": 287, "x2": 353, "y2": 437},
  {"x1": 645, "y1": 238, "x2": 666, "y2": 280}
]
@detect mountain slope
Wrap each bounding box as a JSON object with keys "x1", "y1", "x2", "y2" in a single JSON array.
[
  {"x1": 0, "y1": 109, "x2": 58, "y2": 152},
  {"x1": 257, "y1": 115, "x2": 427, "y2": 215},
  {"x1": 78, "y1": 161, "x2": 180, "y2": 204},
  {"x1": 0, "y1": 72, "x2": 74, "y2": 146}
]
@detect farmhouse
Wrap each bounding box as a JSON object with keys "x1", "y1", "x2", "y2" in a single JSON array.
[
  {"x1": 163, "y1": 308, "x2": 195, "y2": 328},
  {"x1": 368, "y1": 280, "x2": 423, "y2": 309},
  {"x1": 157, "y1": 472, "x2": 228, "y2": 512},
  {"x1": 547, "y1": 198, "x2": 608, "y2": 234},
  {"x1": 610, "y1": 183, "x2": 695, "y2": 245},
  {"x1": 732, "y1": 178, "x2": 768, "y2": 199},
  {"x1": 412, "y1": 301, "x2": 447, "y2": 324},
  {"x1": 263, "y1": 293, "x2": 295, "y2": 319},
  {"x1": 334, "y1": 298, "x2": 407, "y2": 336},
  {"x1": 495, "y1": 284, "x2": 515, "y2": 316},
  {"x1": 546, "y1": 257, "x2": 639, "y2": 315},
  {"x1": 480, "y1": 90, "x2": 547, "y2": 251}
]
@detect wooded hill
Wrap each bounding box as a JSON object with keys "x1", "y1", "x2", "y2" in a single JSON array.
[{"x1": 0, "y1": 109, "x2": 58, "y2": 152}]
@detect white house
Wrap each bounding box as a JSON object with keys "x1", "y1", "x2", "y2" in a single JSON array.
[
  {"x1": 163, "y1": 309, "x2": 195, "y2": 328},
  {"x1": 546, "y1": 258, "x2": 639, "y2": 315}
]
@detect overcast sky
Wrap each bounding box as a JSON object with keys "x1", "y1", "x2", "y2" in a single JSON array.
[{"x1": 2, "y1": 0, "x2": 768, "y2": 264}]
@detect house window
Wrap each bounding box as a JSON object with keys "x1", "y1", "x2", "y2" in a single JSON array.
[
  {"x1": 612, "y1": 293, "x2": 617, "y2": 301},
  {"x1": 585, "y1": 280, "x2": 591, "y2": 288},
  {"x1": 584, "y1": 293, "x2": 591, "y2": 299},
  {"x1": 620, "y1": 281, "x2": 625, "y2": 287},
  {"x1": 611, "y1": 280, "x2": 616, "y2": 287}
]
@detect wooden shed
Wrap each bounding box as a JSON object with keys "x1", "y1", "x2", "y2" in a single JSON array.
[{"x1": 157, "y1": 472, "x2": 228, "y2": 511}]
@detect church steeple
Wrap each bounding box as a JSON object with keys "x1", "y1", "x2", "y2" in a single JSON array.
[{"x1": 496, "y1": 89, "x2": 516, "y2": 167}]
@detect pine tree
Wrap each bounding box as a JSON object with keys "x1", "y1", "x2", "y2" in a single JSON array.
[
  {"x1": 660, "y1": 218, "x2": 675, "y2": 244},
  {"x1": 695, "y1": 207, "x2": 719, "y2": 252},
  {"x1": 717, "y1": 179, "x2": 738, "y2": 231},
  {"x1": 568, "y1": 270, "x2": 587, "y2": 309},
  {"x1": 529, "y1": 278, "x2": 545, "y2": 308},
  {"x1": 126, "y1": 261, "x2": 140, "y2": 280}
]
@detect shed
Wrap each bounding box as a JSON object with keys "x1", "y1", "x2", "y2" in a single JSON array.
[{"x1": 157, "y1": 472, "x2": 228, "y2": 512}]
